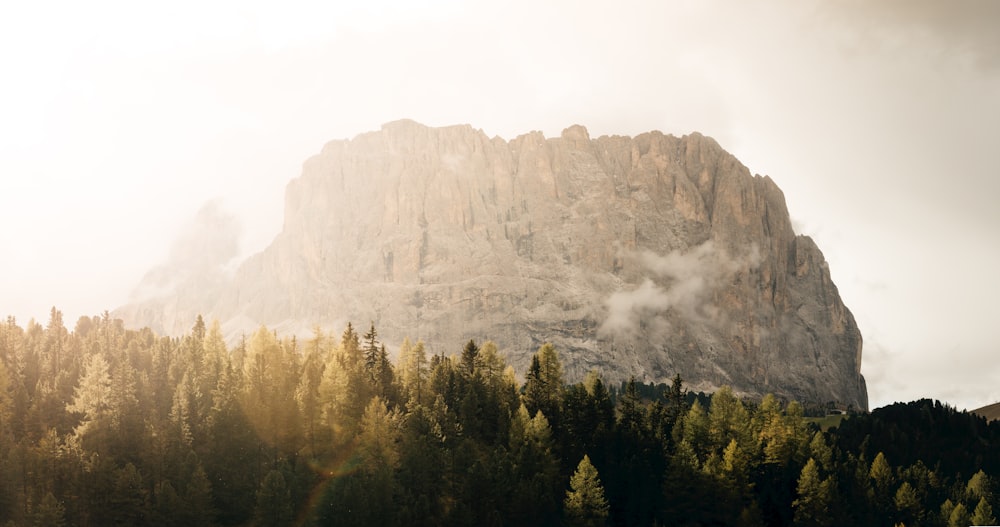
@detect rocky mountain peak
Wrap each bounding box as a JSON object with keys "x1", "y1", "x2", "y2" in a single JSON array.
[{"x1": 118, "y1": 121, "x2": 868, "y2": 409}]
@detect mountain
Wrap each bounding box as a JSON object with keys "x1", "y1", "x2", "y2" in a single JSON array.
[
  {"x1": 973, "y1": 402, "x2": 1000, "y2": 421},
  {"x1": 117, "y1": 120, "x2": 868, "y2": 409}
]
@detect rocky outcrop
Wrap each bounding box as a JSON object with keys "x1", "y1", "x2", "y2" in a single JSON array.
[{"x1": 118, "y1": 120, "x2": 868, "y2": 409}]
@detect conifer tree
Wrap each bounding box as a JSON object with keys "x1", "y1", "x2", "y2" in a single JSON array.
[
  {"x1": 184, "y1": 464, "x2": 216, "y2": 527},
  {"x1": 363, "y1": 322, "x2": 380, "y2": 378},
  {"x1": 967, "y1": 470, "x2": 993, "y2": 504},
  {"x1": 565, "y1": 454, "x2": 609, "y2": 527},
  {"x1": 793, "y1": 458, "x2": 833, "y2": 527},
  {"x1": 949, "y1": 502, "x2": 971, "y2": 527},
  {"x1": 972, "y1": 496, "x2": 996, "y2": 526},
  {"x1": 894, "y1": 481, "x2": 921, "y2": 527},
  {"x1": 297, "y1": 327, "x2": 325, "y2": 456},
  {"x1": 460, "y1": 339, "x2": 479, "y2": 378},
  {"x1": 0, "y1": 358, "x2": 13, "y2": 438},
  {"x1": 708, "y1": 386, "x2": 751, "y2": 453},
  {"x1": 808, "y1": 431, "x2": 834, "y2": 473},
  {"x1": 67, "y1": 353, "x2": 111, "y2": 436},
  {"x1": 940, "y1": 498, "x2": 956, "y2": 525},
  {"x1": 254, "y1": 469, "x2": 292, "y2": 527},
  {"x1": 32, "y1": 491, "x2": 66, "y2": 527},
  {"x1": 358, "y1": 396, "x2": 401, "y2": 472},
  {"x1": 523, "y1": 343, "x2": 563, "y2": 428},
  {"x1": 399, "y1": 338, "x2": 429, "y2": 405},
  {"x1": 111, "y1": 463, "x2": 148, "y2": 526},
  {"x1": 151, "y1": 480, "x2": 182, "y2": 527}
]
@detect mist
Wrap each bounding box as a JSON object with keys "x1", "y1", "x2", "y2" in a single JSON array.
[
  {"x1": 600, "y1": 241, "x2": 760, "y2": 339},
  {"x1": 129, "y1": 200, "x2": 242, "y2": 304},
  {"x1": 1, "y1": 0, "x2": 998, "y2": 410}
]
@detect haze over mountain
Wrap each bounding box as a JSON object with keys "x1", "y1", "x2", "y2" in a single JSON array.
[
  {"x1": 118, "y1": 121, "x2": 867, "y2": 409},
  {"x1": 5, "y1": 1, "x2": 998, "y2": 412}
]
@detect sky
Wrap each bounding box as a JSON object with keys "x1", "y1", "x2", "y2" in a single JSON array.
[{"x1": 1, "y1": 0, "x2": 998, "y2": 411}]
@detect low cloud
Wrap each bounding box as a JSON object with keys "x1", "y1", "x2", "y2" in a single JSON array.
[
  {"x1": 599, "y1": 241, "x2": 760, "y2": 339},
  {"x1": 130, "y1": 200, "x2": 242, "y2": 302}
]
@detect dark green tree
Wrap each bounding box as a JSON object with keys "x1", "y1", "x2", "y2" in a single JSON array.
[
  {"x1": 32, "y1": 491, "x2": 66, "y2": 527},
  {"x1": 254, "y1": 469, "x2": 292, "y2": 527}
]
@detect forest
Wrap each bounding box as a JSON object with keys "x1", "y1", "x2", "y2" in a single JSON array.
[{"x1": 0, "y1": 309, "x2": 999, "y2": 527}]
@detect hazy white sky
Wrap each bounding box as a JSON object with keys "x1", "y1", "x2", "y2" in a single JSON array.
[{"x1": 2, "y1": 0, "x2": 998, "y2": 410}]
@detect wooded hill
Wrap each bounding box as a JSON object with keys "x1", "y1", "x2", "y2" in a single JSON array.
[{"x1": 0, "y1": 309, "x2": 996, "y2": 526}]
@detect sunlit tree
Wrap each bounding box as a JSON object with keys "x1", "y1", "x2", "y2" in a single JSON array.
[{"x1": 565, "y1": 454, "x2": 609, "y2": 527}]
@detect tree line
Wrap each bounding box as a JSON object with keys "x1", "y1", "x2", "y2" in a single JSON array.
[{"x1": 0, "y1": 308, "x2": 998, "y2": 526}]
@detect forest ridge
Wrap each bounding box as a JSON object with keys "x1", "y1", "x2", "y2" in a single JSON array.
[{"x1": 0, "y1": 309, "x2": 997, "y2": 526}]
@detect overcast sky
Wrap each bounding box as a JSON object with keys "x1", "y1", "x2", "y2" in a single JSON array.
[{"x1": 1, "y1": 0, "x2": 997, "y2": 411}]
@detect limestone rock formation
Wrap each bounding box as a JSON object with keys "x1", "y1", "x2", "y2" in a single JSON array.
[{"x1": 117, "y1": 120, "x2": 868, "y2": 409}]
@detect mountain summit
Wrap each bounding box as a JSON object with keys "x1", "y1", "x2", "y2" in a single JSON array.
[{"x1": 118, "y1": 120, "x2": 868, "y2": 409}]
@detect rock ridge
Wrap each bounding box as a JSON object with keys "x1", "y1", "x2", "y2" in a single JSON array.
[{"x1": 118, "y1": 120, "x2": 868, "y2": 409}]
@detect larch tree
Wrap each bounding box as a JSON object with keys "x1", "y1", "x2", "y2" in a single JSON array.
[
  {"x1": 509, "y1": 404, "x2": 561, "y2": 525},
  {"x1": 707, "y1": 386, "x2": 751, "y2": 453},
  {"x1": 67, "y1": 353, "x2": 111, "y2": 436},
  {"x1": 564, "y1": 454, "x2": 609, "y2": 527},
  {"x1": 358, "y1": 396, "x2": 401, "y2": 473},
  {"x1": 949, "y1": 502, "x2": 971, "y2": 527},
  {"x1": 32, "y1": 491, "x2": 66, "y2": 527},
  {"x1": 869, "y1": 452, "x2": 894, "y2": 491},
  {"x1": 894, "y1": 481, "x2": 921, "y2": 527},
  {"x1": 523, "y1": 343, "x2": 563, "y2": 427},
  {"x1": 972, "y1": 496, "x2": 996, "y2": 526},
  {"x1": 297, "y1": 327, "x2": 326, "y2": 456},
  {"x1": 967, "y1": 470, "x2": 993, "y2": 504},
  {"x1": 399, "y1": 338, "x2": 429, "y2": 405},
  {"x1": 793, "y1": 458, "x2": 833, "y2": 527}
]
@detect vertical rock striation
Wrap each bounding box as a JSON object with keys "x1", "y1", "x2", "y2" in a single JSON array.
[{"x1": 118, "y1": 120, "x2": 868, "y2": 409}]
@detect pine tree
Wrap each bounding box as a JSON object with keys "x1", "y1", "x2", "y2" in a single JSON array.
[
  {"x1": 708, "y1": 386, "x2": 751, "y2": 453},
  {"x1": 0, "y1": 358, "x2": 13, "y2": 438},
  {"x1": 67, "y1": 353, "x2": 112, "y2": 436},
  {"x1": 523, "y1": 343, "x2": 563, "y2": 428},
  {"x1": 152, "y1": 480, "x2": 183, "y2": 527},
  {"x1": 110, "y1": 463, "x2": 148, "y2": 526},
  {"x1": 455, "y1": 339, "x2": 476, "y2": 377},
  {"x1": 358, "y1": 396, "x2": 401, "y2": 472},
  {"x1": 254, "y1": 470, "x2": 292, "y2": 527},
  {"x1": 793, "y1": 458, "x2": 833, "y2": 527},
  {"x1": 184, "y1": 464, "x2": 216, "y2": 527},
  {"x1": 662, "y1": 373, "x2": 687, "y2": 438},
  {"x1": 564, "y1": 454, "x2": 609, "y2": 527},
  {"x1": 967, "y1": 470, "x2": 993, "y2": 503},
  {"x1": 869, "y1": 452, "x2": 894, "y2": 491},
  {"x1": 972, "y1": 496, "x2": 996, "y2": 526},
  {"x1": 894, "y1": 481, "x2": 921, "y2": 527},
  {"x1": 509, "y1": 404, "x2": 561, "y2": 524},
  {"x1": 808, "y1": 431, "x2": 834, "y2": 473},
  {"x1": 297, "y1": 327, "x2": 326, "y2": 455},
  {"x1": 949, "y1": 502, "x2": 971, "y2": 527},
  {"x1": 32, "y1": 491, "x2": 66, "y2": 527},
  {"x1": 362, "y1": 322, "x2": 380, "y2": 379},
  {"x1": 399, "y1": 338, "x2": 429, "y2": 405}
]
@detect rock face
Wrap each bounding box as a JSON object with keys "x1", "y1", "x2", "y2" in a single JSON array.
[{"x1": 118, "y1": 120, "x2": 868, "y2": 409}]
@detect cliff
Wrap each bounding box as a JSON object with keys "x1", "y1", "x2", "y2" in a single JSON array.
[{"x1": 118, "y1": 120, "x2": 868, "y2": 409}]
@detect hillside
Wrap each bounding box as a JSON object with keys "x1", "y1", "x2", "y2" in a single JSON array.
[{"x1": 973, "y1": 402, "x2": 1000, "y2": 421}]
